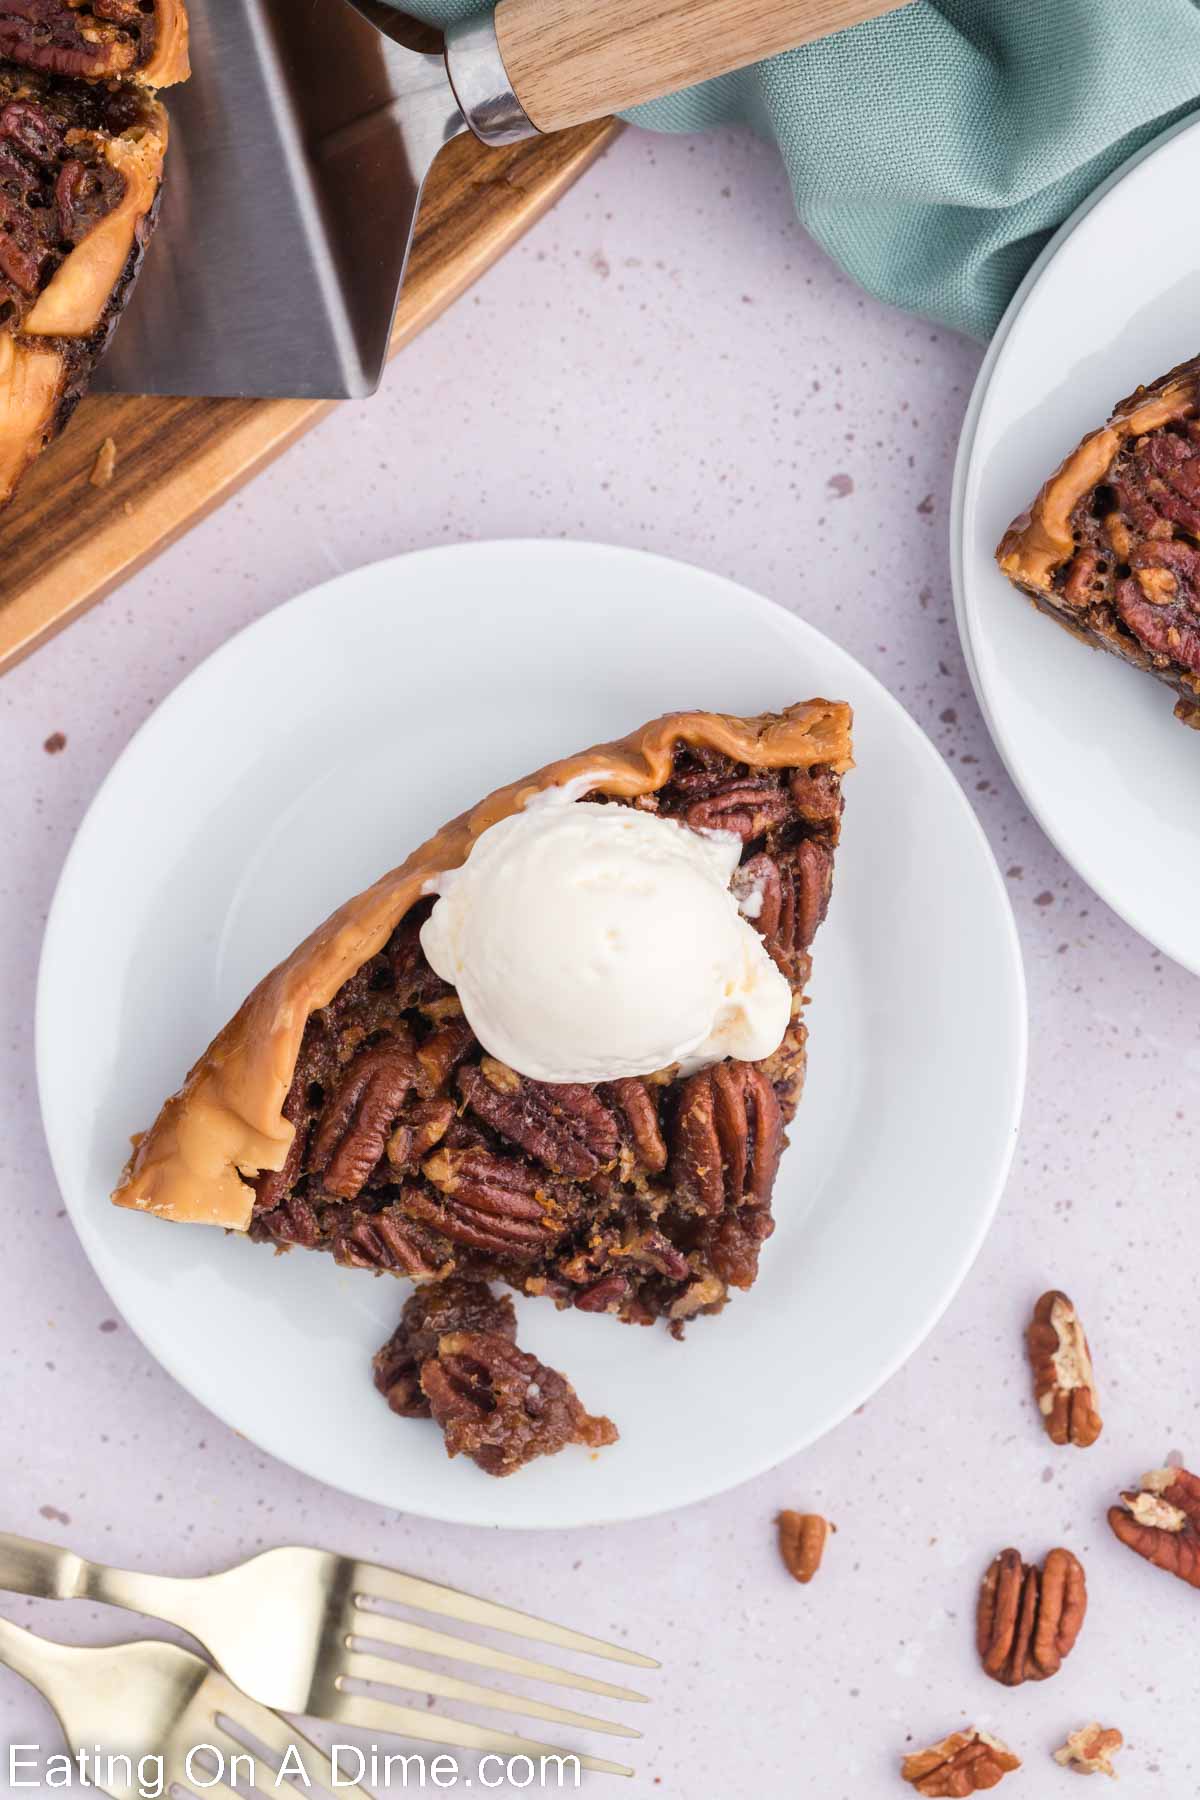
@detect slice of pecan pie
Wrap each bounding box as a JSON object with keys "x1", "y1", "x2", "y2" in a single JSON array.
[
  {"x1": 0, "y1": 0, "x2": 188, "y2": 505},
  {"x1": 114, "y1": 703, "x2": 853, "y2": 1340},
  {"x1": 997, "y1": 355, "x2": 1200, "y2": 727}
]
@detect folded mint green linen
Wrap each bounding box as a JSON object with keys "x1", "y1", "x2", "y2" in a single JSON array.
[{"x1": 397, "y1": 0, "x2": 1200, "y2": 339}]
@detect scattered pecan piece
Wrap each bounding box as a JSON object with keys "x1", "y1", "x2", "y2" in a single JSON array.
[
  {"x1": 777, "y1": 1511, "x2": 832, "y2": 1584},
  {"x1": 901, "y1": 1729, "x2": 1020, "y2": 1796},
  {"x1": 373, "y1": 1277, "x2": 516, "y2": 1418},
  {"x1": 1026, "y1": 1290, "x2": 1102, "y2": 1447},
  {"x1": 309, "y1": 1040, "x2": 420, "y2": 1200},
  {"x1": 1053, "y1": 1724, "x2": 1123, "y2": 1778},
  {"x1": 976, "y1": 1547, "x2": 1086, "y2": 1686},
  {"x1": 415, "y1": 1016, "x2": 476, "y2": 1093},
  {"x1": 458, "y1": 1060, "x2": 619, "y2": 1178},
  {"x1": 671, "y1": 1062, "x2": 783, "y2": 1215},
  {"x1": 420, "y1": 1330, "x2": 617, "y2": 1476},
  {"x1": 1108, "y1": 1466, "x2": 1200, "y2": 1588}
]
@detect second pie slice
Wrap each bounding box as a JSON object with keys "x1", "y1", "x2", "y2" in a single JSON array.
[
  {"x1": 997, "y1": 354, "x2": 1200, "y2": 727},
  {"x1": 114, "y1": 702, "x2": 852, "y2": 1335}
]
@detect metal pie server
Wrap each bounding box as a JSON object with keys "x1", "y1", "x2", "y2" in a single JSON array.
[{"x1": 100, "y1": 0, "x2": 910, "y2": 400}]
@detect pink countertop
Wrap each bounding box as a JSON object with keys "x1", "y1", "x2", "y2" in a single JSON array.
[{"x1": 2, "y1": 124, "x2": 1197, "y2": 1796}]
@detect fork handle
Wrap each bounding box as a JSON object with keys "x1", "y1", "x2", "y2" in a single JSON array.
[
  {"x1": 0, "y1": 1534, "x2": 198, "y2": 1630},
  {"x1": 492, "y1": 0, "x2": 912, "y2": 132}
]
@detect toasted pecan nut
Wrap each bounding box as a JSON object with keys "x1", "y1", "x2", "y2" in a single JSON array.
[
  {"x1": 458, "y1": 1060, "x2": 619, "y2": 1178},
  {"x1": 777, "y1": 1511, "x2": 831, "y2": 1584},
  {"x1": 1108, "y1": 1466, "x2": 1200, "y2": 1588},
  {"x1": 976, "y1": 1547, "x2": 1086, "y2": 1686},
  {"x1": 1053, "y1": 1724, "x2": 1123, "y2": 1778},
  {"x1": 902, "y1": 1729, "x2": 1020, "y2": 1796},
  {"x1": 671, "y1": 1062, "x2": 783, "y2": 1216},
  {"x1": 1027, "y1": 1290, "x2": 1102, "y2": 1447},
  {"x1": 309, "y1": 1040, "x2": 420, "y2": 1200}
]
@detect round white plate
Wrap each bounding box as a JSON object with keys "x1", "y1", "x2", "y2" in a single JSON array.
[
  {"x1": 953, "y1": 115, "x2": 1200, "y2": 972},
  {"x1": 38, "y1": 542, "x2": 1025, "y2": 1529}
]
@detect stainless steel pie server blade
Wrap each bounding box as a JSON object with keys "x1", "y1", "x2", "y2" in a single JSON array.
[{"x1": 96, "y1": 0, "x2": 466, "y2": 401}]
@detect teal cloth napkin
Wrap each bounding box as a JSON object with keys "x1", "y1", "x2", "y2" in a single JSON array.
[{"x1": 399, "y1": 0, "x2": 1200, "y2": 339}]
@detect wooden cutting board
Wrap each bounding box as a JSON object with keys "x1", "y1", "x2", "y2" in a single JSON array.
[{"x1": 0, "y1": 117, "x2": 620, "y2": 675}]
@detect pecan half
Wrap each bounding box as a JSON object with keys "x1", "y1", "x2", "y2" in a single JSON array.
[
  {"x1": 419, "y1": 1146, "x2": 572, "y2": 1257},
  {"x1": 777, "y1": 1511, "x2": 831, "y2": 1584},
  {"x1": 309, "y1": 1040, "x2": 420, "y2": 1200},
  {"x1": 734, "y1": 839, "x2": 833, "y2": 972},
  {"x1": 1026, "y1": 1290, "x2": 1102, "y2": 1448},
  {"x1": 681, "y1": 777, "x2": 794, "y2": 840},
  {"x1": 976, "y1": 1547, "x2": 1087, "y2": 1686},
  {"x1": 901, "y1": 1729, "x2": 1020, "y2": 1796},
  {"x1": 330, "y1": 1205, "x2": 448, "y2": 1276},
  {"x1": 671, "y1": 1062, "x2": 783, "y2": 1216},
  {"x1": 606, "y1": 1077, "x2": 668, "y2": 1174},
  {"x1": 1053, "y1": 1724, "x2": 1123, "y2": 1778},
  {"x1": 420, "y1": 1329, "x2": 617, "y2": 1477},
  {"x1": 459, "y1": 1059, "x2": 619, "y2": 1178},
  {"x1": 1108, "y1": 1466, "x2": 1200, "y2": 1588}
]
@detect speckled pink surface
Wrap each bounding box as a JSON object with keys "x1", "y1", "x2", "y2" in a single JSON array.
[{"x1": 2, "y1": 125, "x2": 1197, "y2": 1797}]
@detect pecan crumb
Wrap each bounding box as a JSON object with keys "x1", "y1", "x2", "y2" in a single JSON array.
[
  {"x1": 777, "y1": 1511, "x2": 832, "y2": 1584},
  {"x1": 89, "y1": 436, "x2": 117, "y2": 488},
  {"x1": 1053, "y1": 1724, "x2": 1123, "y2": 1778},
  {"x1": 902, "y1": 1728, "x2": 1020, "y2": 1795},
  {"x1": 1108, "y1": 1465, "x2": 1200, "y2": 1587},
  {"x1": 42, "y1": 731, "x2": 66, "y2": 754},
  {"x1": 976, "y1": 1547, "x2": 1087, "y2": 1686},
  {"x1": 1026, "y1": 1289, "x2": 1102, "y2": 1447}
]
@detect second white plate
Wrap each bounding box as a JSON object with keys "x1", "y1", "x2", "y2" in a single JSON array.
[
  {"x1": 954, "y1": 115, "x2": 1200, "y2": 972},
  {"x1": 38, "y1": 542, "x2": 1025, "y2": 1529}
]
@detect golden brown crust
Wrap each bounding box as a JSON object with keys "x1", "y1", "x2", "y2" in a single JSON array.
[
  {"x1": 0, "y1": 333, "x2": 67, "y2": 504},
  {"x1": 997, "y1": 356, "x2": 1200, "y2": 589},
  {"x1": 112, "y1": 702, "x2": 854, "y2": 1231},
  {"x1": 140, "y1": 0, "x2": 190, "y2": 87},
  {"x1": 25, "y1": 111, "x2": 167, "y2": 338}
]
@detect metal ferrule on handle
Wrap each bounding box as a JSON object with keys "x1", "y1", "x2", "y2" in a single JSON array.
[{"x1": 444, "y1": 15, "x2": 538, "y2": 147}]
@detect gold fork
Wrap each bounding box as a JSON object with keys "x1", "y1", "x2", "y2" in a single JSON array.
[
  {"x1": 0, "y1": 1614, "x2": 375, "y2": 1800},
  {"x1": 0, "y1": 1536, "x2": 655, "y2": 1777}
]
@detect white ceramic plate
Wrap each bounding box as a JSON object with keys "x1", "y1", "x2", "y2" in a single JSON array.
[
  {"x1": 38, "y1": 542, "x2": 1025, "y2": 1529},
  {"x1": 953, "y1": 115, "x2": 1200, "y2": 972}
]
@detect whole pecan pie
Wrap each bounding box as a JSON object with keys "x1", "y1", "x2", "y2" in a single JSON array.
[
  {"x1": 997, "y1": 355, "x2": 1200, "y2": 727},
  {"x1": 113, "y1": 703, "x2": 853, "y2": 1463},
  {"x1": 0, "y1": 0, "x2": 188, "y2": 505}
]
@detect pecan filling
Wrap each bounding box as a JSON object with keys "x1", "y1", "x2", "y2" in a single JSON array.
[
  {"x1": 1056, "y1": 422, "x2": 1200, "y2": 678},
  {"x1": 0, "y1": 0, "x2": 158, "y2": 81},
  {"x1": 0, "y1": 70, "x2": 133, "y2": 323},
  {"x1": 248, "y1": 744, "x2": 844, "y2": 1334}
]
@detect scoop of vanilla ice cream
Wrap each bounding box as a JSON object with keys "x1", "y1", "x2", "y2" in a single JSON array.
[{"x1": 419, "y1": 789, "x2": 791, "y2": 1084}]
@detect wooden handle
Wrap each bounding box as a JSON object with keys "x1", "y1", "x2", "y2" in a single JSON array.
[{"x1": 494, "y1": 0, "x2": 911, "y2": 134}]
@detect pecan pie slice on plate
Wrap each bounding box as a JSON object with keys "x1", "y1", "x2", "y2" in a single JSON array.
[
  {"x1": 113, "y1": 701, "x2": 853, "y2": 1474},
  {"x1": 997, "y1": 355, "x2": 1200, "y2": 728},
  {"x1": 0, "y1": 0, "x2": 188, "y2": 504}
]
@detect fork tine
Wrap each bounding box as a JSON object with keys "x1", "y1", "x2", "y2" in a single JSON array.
[
  {"x1": 355, "y1": 1567, "x2": 659, "y2": 1668},
  {"x1": 330, "y1": 1689, "x2": 634, "y2": 1777},
  {"x1": 200, "y1": 1727, "x2": 285, "y2": 1800},
  {"x1": 350, "y1": 1603, "x2": 650, "y2": 1702},
  {"x1": 210, "y1": 1702, "x2": 373, "y2": 1800},
  {"x1": 342, "y1": 1644, "x2": 640, "y2": 1738}
]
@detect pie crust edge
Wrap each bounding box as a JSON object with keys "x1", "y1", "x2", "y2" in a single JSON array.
[
  {"x1": 111, "y1": 701, "x2": 855, "y2": 1232},
  {"x1": 996, "y1": 355, "x2": 1200, "y2": 590}
]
